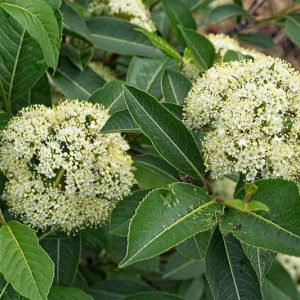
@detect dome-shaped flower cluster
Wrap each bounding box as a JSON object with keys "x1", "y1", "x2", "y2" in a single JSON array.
[
  {"x1": 88, "y1": 0, "x2": 156, "y2": 32},
  {"x1": 208, "y1": 33, "x2": 263, "y2": 61},
  {"x1": 277, "y1": 254, "x2": 300, "y2": 292},
  {"x1": 184, "y1": 57, "x2": 300, "y2": 181},
  {"x1": 209, "y1": 0, "x2": 233, "y2": 9},
  {"x1": 182, "y1": 34, "x2": 263, "y2": 81},
  {"x1": 89, "y1": 62, "x2": 117, "y2": 82},
  {"x1": 0, "y1": 100, "x2": 135, "y2": 233}
]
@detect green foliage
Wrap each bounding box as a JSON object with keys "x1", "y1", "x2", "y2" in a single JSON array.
[
  {"x1": 89, "y1": 80, "x2": 126, "y2": 113},
  {"x1": 0, "y1": 11, "x2": 47, "y2": 108},
  {"x1": 119, "y1": 183, "x2": 222, "y2": 267},
  {"x1": 0, "y1": 221, "x2": 54, "y2": 300},
  {"x1": 48, "y1": 286, "x2": 93, "y2": 300},
  {"x1": 220, "y1": 179, "x2": 300, "y2": 256},
  {"x1": 161, "y1": 70, "x2": 191, "y2": 105},
  {"x1": 179, "y1": 27, "x2": 216, "y2": 70},
  {"x1": 127, "y1": 57, "x2": 179, "y2": 98},
  {"x1": 1, "y1": 0, "x2": 300, "y2": 299},
  {"x1": 206, "y1": 227, "x2": 262, "y2": 300},
  {"x1": 86, "y1": 17, "x2": 163, "y2": 57},
  {"x1": 137, "y1": 28, "x2": 182, "y2": 61},
  {"x1": 41, "y1": 235, "x2": 81, "y2": 286},
  {"x1": 124, "y1": 85, "x2": 206, "y2": 179},
  {"x1": 284, "y1": 14, "x2": 300, "y2": 47},
  {"x1": 209, "y1": 4, "x2": 245, "y2": 23},
  {"x1": 0, "y1": 0, "x2": 60, "y2": 69},
  {"x1": 162, "y1": 0, "x2": 196, "y2": 47}
]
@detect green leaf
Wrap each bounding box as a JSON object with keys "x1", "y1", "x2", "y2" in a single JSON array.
[
  {"x1": 89, "y1": 80, "x2": 126, "y2": 113},
  {"x1": 60, "y1": 2, "x2": 92, "y2": 44},
  {"x1": 224, "y1": 199, "x2": 270, "y2": 212},
  {"x1": 209, "y1": 4, "x2": 245, "y2": 23},
  {"x1": 242, "y1": 244, "x2": 275, "y2": 285},
  {"x1": 134, "y1": 154, "x2": 180, "y2": 182},
  {"x1": 46, "y1": 0, "x2": 61, "y2": 11},
  {"x1": 48, "y1": 286, "x2": 93, "y2": 300},
  {"x1": 127, "y1": 57, "x2": 179, "y2": 98},
  {"x1": 284, "y1": 14, "x2": 300, "y2": 47},
  {"x1": 101, "y1": 109, "x2": 139, "y2": 133},
  {"x1": 0, "y1": 274, "x2": 20, "y2": 300},
  {"x1": 238, "y1": 32, "x2": 274, "y2": 48},
  {"x1": 223, "y1": 50, "x2": 254, "y2": 62},
  {"x1": 119, "y1": 183, "x2": 222, "y2": 268},
  {"x1": 206, "y1": 227, "x2": 262, "y2": 300},
  {"x1": 110, "y1": 190, "x2": 151, "y2": 237},
  {"x1": 176, "y1": 230, "x2": 211, "y2": 260},
  {"x1": 123, "y1": 85, "x2": 205, "y2": 179},
  {"x1": 263, "y1": 260, "x2": 299, "y2": 300},
  {"x1": 220, "y1": 179, "x2": 300, "y2": 256},
  {"x1": 50, "y1": 57, "x2": 105, "y2": 99},
  {"x1": 163, "y1": 103, "x2": 183, "y2": 119},
  {"x1": 179, "y1": 27, "x2": 215, "y2": 70},
  {"x1": 0, "y1": 11, "x2": 47, "y2": 104},
  {"x1": 101, "y1": 103, "x2": 183, "y2": 134},
  {"x1": 12, "y1": 74, "x2": 51, "y2": 112},
  {"x1": 178, "y1": 277, "x2": 205, "y2": 300},
  {"x1": 89, "y1": 278, "x2": 153, "y2": 300},
  {"x1": 61, "y1": 44, "x2": 83, "y2": 71},
  {"x1": 0, "y1": 111, "x2": 11, "y2": 129},
  {"x1": 161, "y1": 70, "x2": 191, "y2": 105},
  {"x1": 162, "y1": 0, "x2": 196, "y2": 47},
  {"x1": 0, "y1": 221, "x2": 54, "y2": 300},
  {"x1": 41, "y1": 236, "x2": 81, "y2": 286},
  {"x1": 0, "y1": 0, "x2": 60, "y2": 69},
  {"x1": 163, "y1": 252, "x2": 205, "y2": 280},
  {"x1": 135, "y1": 165, "x2": 176, "y2": 189},
  {"x1": 86, "y1": 17, "x2": 163, "y2": 58},
  {"x1": 124, "y1": 292, "x2": 185, "y2": 300},
  {"x1": 136, "y1": 28, "x2": 182, "y2": 61}
]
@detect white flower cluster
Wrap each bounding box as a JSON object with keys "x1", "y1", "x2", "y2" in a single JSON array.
[
  {"x1": 184, "y1": 57, "x2": 300, "y2": 181},
  {"x1": 89, "y1": 62, "x2": 117, "y2": 82},
  {"x1": 277, "y1": 254, "x2": 300, "y2": 292},
  {"x1": 209, "y1": 0, "x2": 233, "y2": 9},
  {"x1": 88, "y1": 0, "x2": 156, "y2": 32},
  {"x1": 182, "y1": 34, "x2": 262, "y2": 81},
  {"x1": 208, "y1": 33, "x2": 263, "y2": 61},
  {"x1": 0, "y1": 100, "x2": 135, "y2": 233}
]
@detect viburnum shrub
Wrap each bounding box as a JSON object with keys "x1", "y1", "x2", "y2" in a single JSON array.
[{"x1": 0, "y1": 0, "x2": 299, "y2": 299}]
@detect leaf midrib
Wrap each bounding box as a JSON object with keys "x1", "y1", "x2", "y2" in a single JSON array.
[
  {"x1": 7, "y1": 224, "x2": 42, "y2": 298},
  {"x1": 90, "y1": 33, "x2": 154, "y2": 52},
  {"x1": 56, "y1": 238, "x2": 60, "y2": 285},
  {"x1": 181, "y1": 30, "x2": 208, "y2": 69},
  {"x1": 8, "y1": 29, "x2": 25, "y2": 102},
  {"x1": 0, "y1": 3, "x2": 54, "y2": 58},
  {"x1": 285, "y1": 15, "x2": 300, "y2": 29},
  {"x1": 56, "y1": 69, "x2": 91, "y2": 97},
  {"x1": 166, "y1": 73, "x2": 179, "y2": 104},
  {"x1": 145, "y1": 59, "x2": 169, "y2": 93},
  {"x1": 123, "y1": 200, "x2": 215, "y2": 265},
  {"x1": 163, "y1": 259, "x2": 197, "y2": 278},
  {"x1": 243, "y1": 211, "x2": 300, "y2": 240},
  {"x1": 134, "y1": 160, "x2": 178, "y2": 181},
  {"x1": 125, "y1": 88, "x2": 203, "y2": 179},
  {"x1": 108, "y1": 91, "x2": 123, "y2": 110},
  {"x1": 222, "y1": 235, "x2": 241, "y2": 300}
]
